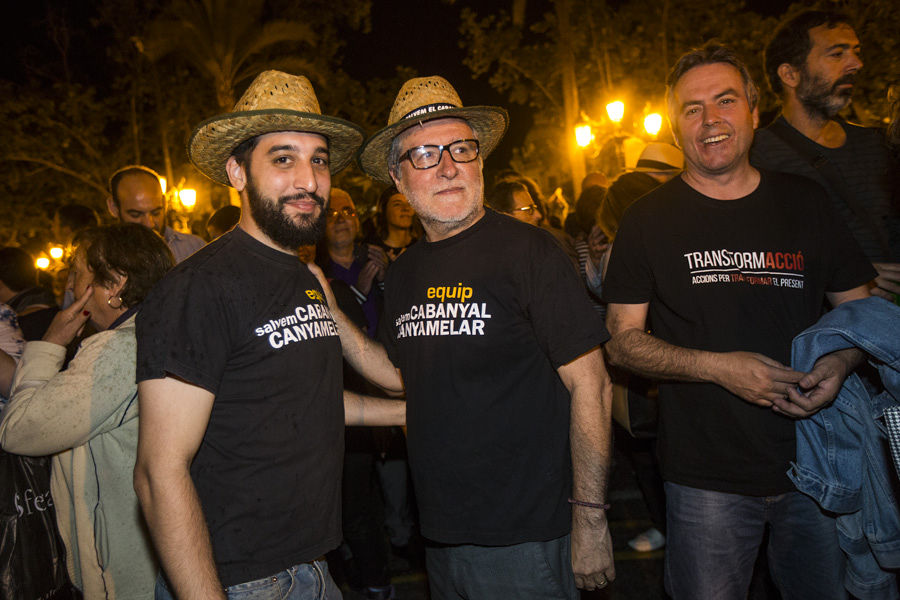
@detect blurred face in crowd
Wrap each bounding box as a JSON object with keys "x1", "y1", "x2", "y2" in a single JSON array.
[
  {"x1": 392, "y1": 118, "x2": 484, "y2": 241},
  {"x1": 796, "y1": 23, "x2": 862, "y2": 120},
  {"x1": 110, "y1": 173, "x2": 166, "y2": 235},
  {"x1": 385, "y1": 192, "x2": 414, "y2": 230},
  {"x1": 325, "y1": 189, "x2": 359, "y2": 250},
  {"x1": 236, "y1": 131, "x2": 330, "y2": 251},
  {"x1": 670, "y1": 62, "x2": 758, "y2": 180},
  {"x1": 508, "y1": 189, "x2": 542, "y2": 227}
]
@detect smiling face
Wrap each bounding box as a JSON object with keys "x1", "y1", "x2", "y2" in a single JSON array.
[
  {"x1": 385, "y1": 193, "x2": 414, "y2": 229},
  {"x1": 796, "y1": 23, "x2": 862, "y2": 119},
  {"x1": 391, "y1": 118, "x2": 485, "y2": 241},
  {"x1": 231, "y1": 131, "x2": 331, "y2": 251},
  {"x1": 670, "y1": 62, "x2": 759, "y2": 180},
  {"x1": 324, "y1": 188, "x2": 359, "y2": 251}
]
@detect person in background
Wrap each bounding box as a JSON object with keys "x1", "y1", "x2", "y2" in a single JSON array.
[
  {"x1": 0, "y1": 246, "x2": 59, "y2": 340},
  {"x1": 205, "y1": 205, "x2": 241, "y2": 241},
  {"x1": 0, "y1": 223, "x2": 175, "y2": 599},
  {"x1": 107, "y1": 165, "x2": 206, "y2": 263},
  {"x1": 367, "y1": 186, "x2": 418, "y2": 262}
]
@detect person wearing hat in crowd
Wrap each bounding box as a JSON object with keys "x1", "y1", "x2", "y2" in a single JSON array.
[
  {"x1": 310, "y1": 75, "x2": 615, "y2": 598},
  {"x1": 132, "y1": 70, "x2": 404, "y2": 600},
  {"x1": 107, "y1": 165, "x2": 206, "y2": 263}
]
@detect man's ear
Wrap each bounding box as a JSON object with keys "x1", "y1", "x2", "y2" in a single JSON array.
[
  {"x1": 777, "y1": 63, "x2": 800, "y2": 91},
  {"x1": 226, "y1": 156, "x2": 247, "y2": 192},
  {"x1": 106, "y1": 195, "x2": 120, "y2": 219},
  {"x1": 752, "y1": 105, "x2": 760, "y2": 130}
]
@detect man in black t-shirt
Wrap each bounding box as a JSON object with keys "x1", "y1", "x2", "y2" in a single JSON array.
[
  {"x1": 133, "y1": 71, "x2": 379, "y2": 598},
  {"x1": 750, "y1": 9, "x2": 900, "y2": 299},
  {"x1": 311, "y1": 76, "x2": 615, "y2": 599},
  {"x1": 604, "y1": 44, "x2": 874, "y2": 600}
]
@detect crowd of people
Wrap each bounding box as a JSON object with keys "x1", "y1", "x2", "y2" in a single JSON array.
[{"x1": 0, "y1": 8, "x2": 898, "y2": 600}]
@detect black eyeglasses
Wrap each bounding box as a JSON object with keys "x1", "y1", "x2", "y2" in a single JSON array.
[
  {"x1": 399, "y1": 139, "x2": 480, "y2": 170},
  {"x1": 326, "y1": 207, "x2": 357, "y2": 219}
]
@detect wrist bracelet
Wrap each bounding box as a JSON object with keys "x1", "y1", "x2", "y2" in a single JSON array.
[{"x1": 568, "y1": 497, "x2": 610, "y2": 510}]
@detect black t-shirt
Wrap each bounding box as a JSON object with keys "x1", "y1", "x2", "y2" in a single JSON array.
[
  {"x1": 603, "y1": 171, "x2": 876, "y2": 495},
  {"x1": 378, "y1": 209, "x2": 609, "y2": 545},
  {"x1": 136, "y1": 227, "x2": 344, "y2": 586},
  {"x1": 751, "y1": 117, "x2": 899, "y2": 262}
]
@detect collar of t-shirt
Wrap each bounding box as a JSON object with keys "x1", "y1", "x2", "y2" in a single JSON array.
[
  {"x1": 422, "y1": 208, "x2": 495, "y2": 251},
  {"x1": 109, "y1": 305, "x2": 139, "y2": 330},
  {"x1": 229, "y1": 226, "x2": 304, "y2": 268}
]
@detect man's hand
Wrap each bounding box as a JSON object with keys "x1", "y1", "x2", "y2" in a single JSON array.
[
  {"x1": 710, "y1": 351, "x2": 805, "y2": 407},
  {"x1": 871, "y1": 262, "x2": 900, "y2": 301},
  {"x1": 571, "y1": 510, "x2": 615, "y2": 590},
  {"x1": 771, "y1": 348, "x2": 863, "y2": 418},
  {"x1": 42, "y1": 286, "x2": 92, "y2": 346}
]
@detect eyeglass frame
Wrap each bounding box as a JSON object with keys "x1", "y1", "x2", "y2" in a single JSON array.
[
  {"x1": 398, "y1": 139, "x2": 481, "y2": 170},
  {"x1": 511, "y1": 204, "x2": 540, "y2": 216}
]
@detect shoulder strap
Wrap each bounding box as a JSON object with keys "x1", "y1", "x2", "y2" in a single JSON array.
[{"x1": 766, "y1": 118, "x2": 892, "y2": 260}]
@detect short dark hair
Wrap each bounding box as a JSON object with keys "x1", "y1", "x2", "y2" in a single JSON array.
[
  {"x1": 0, "y1": 246, "x2": 38, "y2": 292},
  {"x1": 574, "y1": 185, "x2": 606, "y2": 235},
  {"x1": 231, "y1": 135, "x2": 261, "y2": 169},
  {"x1": 765, "y1": 10, "x2": 853, "y2": 96},
  {"x1": 55, "y1": 204, "x2": 100, "y2": 232},
  {"x1": 486, "y1": 180, "x2": 529, "y2": 214},
  {"x1": 666, "y1": 42, "x2": 759, "y2": 126},
  {"x1": 108, "y1": 165, "x2": 163, "y2": 208},
  {"x1": 206, "y1": 205, "x2": 241, "y2": 237},
  {"x1": 76, "y1": 224, "x2": 175, "y2": 308}
]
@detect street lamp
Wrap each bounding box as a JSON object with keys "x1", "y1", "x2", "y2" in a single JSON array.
[
  {"x1": 644, "y1": 113, "x2": 663, "y2": 137},
  {"x1": 49, "y1": 246, "x2": 64, "y2": 260},
  {"x1": 575, "y1": 124, "x2": 594, "y2": 148},
  {"x1": 35, "y1": 257, "x2": 50, "y2": 270},
  {"x1": 606, "y1": 101, "x2": 625, "y2": 124},
  {"x1": 179, "y1": 188, "x2": 197, "y2": 211}
]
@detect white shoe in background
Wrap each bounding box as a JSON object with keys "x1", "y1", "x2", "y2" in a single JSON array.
[{"x1": 627, "y1": 527, "x2": 666, "y2": 552}]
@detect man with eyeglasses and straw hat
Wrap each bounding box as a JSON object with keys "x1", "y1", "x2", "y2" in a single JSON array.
[
  {"x1": 311, "y1": 76, "x2": 616, "y2": 598},
  {"x1": 133, "y1": 71, "x2": 402, "y2": 599}
]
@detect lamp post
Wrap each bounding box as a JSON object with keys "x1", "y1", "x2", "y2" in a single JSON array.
[{"x1": 644, "y1": 113, "x2": 663, "y2": 137}]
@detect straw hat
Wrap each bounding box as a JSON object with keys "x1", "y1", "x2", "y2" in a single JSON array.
[
  {"x1": 358, "y1": 76, "x2": 509, "y2": 184},
  {"x1": 632, "y1": 142, "x2": 683, "y2": 173},
  {"x1": 189, "y1": 71, "x2": 365, "y2": 186}
]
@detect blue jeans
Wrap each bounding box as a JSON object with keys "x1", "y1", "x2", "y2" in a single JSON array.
[
  {"x1": 155, "y1": 560, "x2": 342, "y2": 600},
  {"x1": 664, "y1": 482, "x2": 847, "y2": 600},
  {"x1": 425, "y1": 534, "x2": 577, "y2": 600}
]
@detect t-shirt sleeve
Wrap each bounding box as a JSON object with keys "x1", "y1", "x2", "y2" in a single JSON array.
[
  {"x1": 602, "y1": 204, "x2": 655, "y2": 304},
  {"x1": 135, "y1": 267, "x2": 234, "y2": 395},
  {"x1": 526, "y1": 234, "x2": 609, "y2": 368}
]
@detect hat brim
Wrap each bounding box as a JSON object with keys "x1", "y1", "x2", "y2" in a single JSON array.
[
  {"x1": 189, "y1": 109, "x2": 365, "y2": 186},
  {"x1": 357, "y1": 106, "x2": 509, "y2": 185}
]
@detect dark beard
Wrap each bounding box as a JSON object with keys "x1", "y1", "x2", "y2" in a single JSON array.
[
  {"x1": 246, "y1": 176, "x2": 327, "y2": 250},
  {"x1": 797, "y1": 69, "x2": 856, "y2": 120}
]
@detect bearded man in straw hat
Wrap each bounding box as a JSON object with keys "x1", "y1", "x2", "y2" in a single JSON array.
[
  {"x1": 311, "y1": 75, "x2": 615, "y2": 598},
  {"x1": 133, "y1": 71, "x2": 402, "y2": 599}
]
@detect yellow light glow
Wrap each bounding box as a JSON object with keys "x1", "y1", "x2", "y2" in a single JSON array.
[
  {"x1": 36, "y1": 257, "x2": 50, "y2": 269},
  {"x1": 179, "y1": 188, "x2": 197, "y2": 209},
  {"x1": 575, "y1": 124, "x2": 594, "y2": 148},
  {"x1": 49, "y1": 246, "x2": 64, "y2": 259},
  {"x1": 159, "y1": 177, "x2": 167, "y2": 194},
  {"x1": 606, "y1": 101, "x2": 625, "y2": 123},
  {"x1": 644, "y1": 113, "x2": 663, "y2": 136}
]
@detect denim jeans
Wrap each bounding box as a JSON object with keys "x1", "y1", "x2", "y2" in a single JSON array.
[
  {"x1": 664, "y1": 482, "x2": 847, "y2": 600},
  {"x1": 425, "y1": 534, "x2": 577, "y2": 600},
  {"x1": 155, "y1": 560, "x2": 342, "y2": 600}
]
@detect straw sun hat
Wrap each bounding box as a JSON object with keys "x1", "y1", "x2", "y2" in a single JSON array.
[
  {"x1": 632, "y1": 142, "x2": 683, "y2": 173},
  {"x1": 189, "y1": 71, "x2": 365, "y2": 186},
  {"x1": 358, "y1": 76, "x2": 509, "y2": 184}
]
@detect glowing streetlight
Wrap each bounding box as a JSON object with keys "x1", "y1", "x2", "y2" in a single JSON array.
[
  {"x1": 575, "y1": 124, "x2": 594, "y2": 148},
  {"x1": 179, "y1": 188, "x2": 197, "y2": 210},
  {"x1": 644, "y1": 113, "x2": 663, "y2": 137},
  {"x1": 606, "y1": 101, "x2": 625, "y2": 123},
  {"x1": 159, "y1": 177, "x2": 167, "y2": 194},
  {"x1": 49, "y1": 246, "x2": 64, "y2": 259},
  {"x1": 36, "y1": 257, "x2": 50, "y2": 270}
]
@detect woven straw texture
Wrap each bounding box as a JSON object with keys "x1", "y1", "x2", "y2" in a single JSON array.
[
  {"x1": 189, "y1": 71, "x2": 364, "y2": 186},
  {"x1": 358, "y1": 76, "x2": 508, "y2": 184}
]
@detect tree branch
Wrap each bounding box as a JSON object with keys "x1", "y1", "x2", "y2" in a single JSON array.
[
  {"x1": 6, "y1": 156, "x2": 107, "y2": 195},
  {"x1": 498, "y1": 56, "x2": 561, "y2": 109}
]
